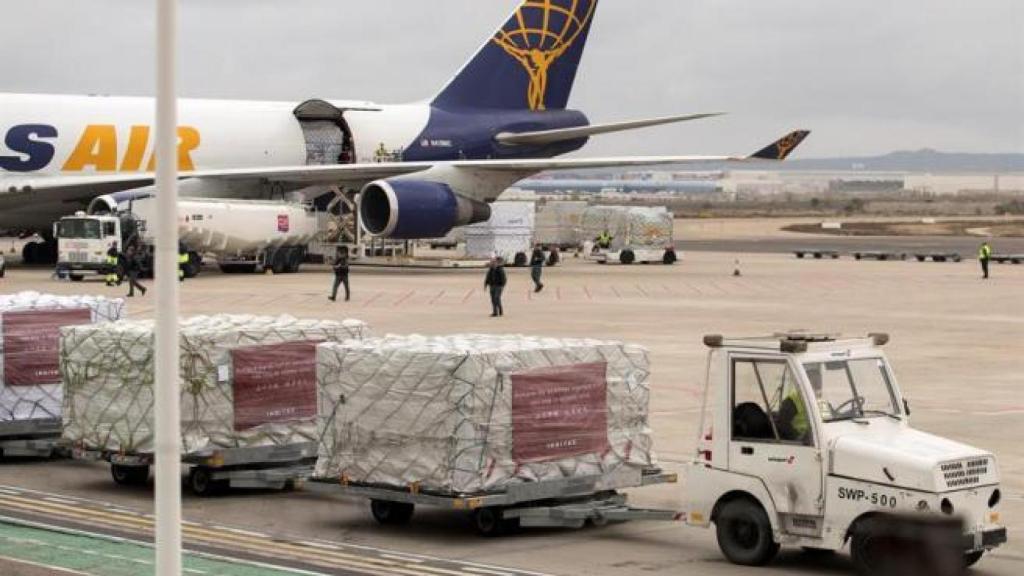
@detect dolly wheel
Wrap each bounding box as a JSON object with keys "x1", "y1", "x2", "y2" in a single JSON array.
[
  {"x1": 471, "y1": 507, "x2": 512, "y2": 537},
  {"x1": 189, "y1": 467, "x2": 227, "y2": 497},
  {"x1": 371, "y1": 500, "x2": 414, "y2": 525},
  {"x1": 111, "y1": 464, "x2": 149, "y2": 486}
]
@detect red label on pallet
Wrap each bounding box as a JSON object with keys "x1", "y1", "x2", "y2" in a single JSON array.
[
  {"x1": 231, "y1": 341, "x2": 319, "y2": 431},
  {"x1": 2, "y1": 308, "x2": 92, "y2": 386},
  {"x1": 511, "y1": 361, "x2": 609, "y2": 463}
]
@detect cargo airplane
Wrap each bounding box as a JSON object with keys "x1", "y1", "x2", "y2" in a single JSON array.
[{"x1": 0, "y1": 0, "x2": 808, "y2": 262}]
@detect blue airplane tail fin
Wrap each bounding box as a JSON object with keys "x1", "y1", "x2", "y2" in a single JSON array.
[{"x1": 432, "y1": 0, "x2": 599, "y2": 111}]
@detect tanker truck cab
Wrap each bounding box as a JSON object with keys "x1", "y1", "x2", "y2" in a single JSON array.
[
  {"x1": 55, "y1": 211, "x2": 126, "y2": 279},
  {"x1": 685, "y1": 333, "x2": 1006, "y2": 573}
]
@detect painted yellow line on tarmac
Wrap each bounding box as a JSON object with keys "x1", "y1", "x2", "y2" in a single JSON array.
[{"x1": 0, "y1": 493, "x2": 480, "y2": 576}]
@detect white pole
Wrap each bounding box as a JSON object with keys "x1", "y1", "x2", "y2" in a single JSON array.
[{"x1": 154, "y1": 0, "x2": 182, "y2": 574}]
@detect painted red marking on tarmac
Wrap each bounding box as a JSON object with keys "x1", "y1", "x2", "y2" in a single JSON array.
[
  {"x1": 556, "y1": 287, "x2": 562, "y2": 300},
  {"x1": 393, "y1": 290, "x2": 415, "y2": 306},
  {"x1": 461, "y1": 289, "x2": 475, "y2": 303},
  {"x1": 635, "y1": 284, "x2": 649, "y2": 297},
  {"x1": 583, "y1": 286, "x2": 593, "y2": 300},
  {"x1": 429, "y1": 289, "x2": 446, "y2": 304},
  {"x1": 362, "y1": 291, "x2": 384, "y2": 307},
  {"x1": 611, "y1": 286, "x2": 622, "y2": 298}
]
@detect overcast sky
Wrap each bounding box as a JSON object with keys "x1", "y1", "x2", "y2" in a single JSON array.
[{"x1": 1, "y1": 0, "x2": 1021, "y2": 157}]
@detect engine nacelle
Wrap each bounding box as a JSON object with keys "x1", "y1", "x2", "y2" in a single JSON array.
[
  {"x1": 87, "y1": 189, "x2": 155, "y2": 215},
  {"x1": 359, "y1": 179, "x2": 491, "y2": 239}
]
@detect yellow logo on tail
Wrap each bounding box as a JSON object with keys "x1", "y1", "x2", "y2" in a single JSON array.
[{"x1": 492, "y1": 0, "x2": 597, "y2": 111}]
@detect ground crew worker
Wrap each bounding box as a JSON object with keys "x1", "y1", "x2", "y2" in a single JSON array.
[
  {"x1": 104, "y1": 243, "x2": 120, "y2": 287},
  {"x1": 177, "y1": 242, "x2": 188, "y2": 282},
  {"x1": 329, "y1": 248, "x2": 350, "y2": 302},
  {"x1": 484, "y1": 256, "x2": 507, "y2": 317},
  {"x1": 596, "y1": 230, "x2": 613, "y2": 250},
  {"x1": 979, "y1": 241, "x2": 992, "y2": 279},
  {"x1": 529, "y1": 245, "x2": 545, "y2": 293},
  {"x1": 124, "y1": 244, "x2": 147, "y2": 298}
]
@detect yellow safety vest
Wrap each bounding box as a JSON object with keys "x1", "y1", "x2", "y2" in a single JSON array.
[
  {"x1": 979, "y1": 245, "x2": 992, "y2": 260},
  {"x1": 787, "y1": 389, "x2": 809, "y2": 437}
]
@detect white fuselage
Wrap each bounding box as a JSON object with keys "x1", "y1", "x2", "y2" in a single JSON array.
[{"x1": 0, "y1": 93, "x2": 430, "y2": 177}]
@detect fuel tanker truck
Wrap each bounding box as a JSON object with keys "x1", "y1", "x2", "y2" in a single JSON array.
[{"x1": 55, "y1": 194, "x2": 317, "y2": 280}]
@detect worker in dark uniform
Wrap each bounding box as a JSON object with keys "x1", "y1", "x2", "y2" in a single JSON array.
[
  {"x1": 484, "y1": 256, "x2": 507, "y2": 317},
  {"x1": 329, "y1": 248, "x2": 350, "y2": 302},
  {"x1": 124, "y1": 244, "x2": 147, "y2": 298},
  {"x1": 529, "y1": 244, "x2": 545, "y2": 293},
  {"x1": 979, "y1": 241, "x2": 992, "y2": 279},
  {"x1": 104, "y1": 243, "x2": 120, "y2": 287}
]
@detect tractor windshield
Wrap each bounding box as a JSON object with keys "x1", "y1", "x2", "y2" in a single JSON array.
[{"x1": 802, "y1": 358, "x2": 900, "y2": 422}]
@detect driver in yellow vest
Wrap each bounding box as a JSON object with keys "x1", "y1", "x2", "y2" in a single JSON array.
[{"x1": 782, "y1": 364, "x2": 828, "y2": 441}]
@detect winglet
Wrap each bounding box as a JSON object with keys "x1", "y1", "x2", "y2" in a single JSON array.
[{"x1": 749, "y1": 130, "x2": 811, "y2": 161}]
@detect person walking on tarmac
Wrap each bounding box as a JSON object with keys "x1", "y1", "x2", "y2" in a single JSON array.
[
  {"x1": 529, "y1": 244, "x2": 545, "y2": 293},
  {"x1": 177, "y1": 242, "x2": 189, "y2": 282},
  {"x1": 484, "y1": 256, "x2": 507, "y2": 317},
  {"x1": 328, "y1": 248, "x2": 350, "y2": 302},
  {"x1": 104, "y1": 243, "x2": 120, "y2": 287},
  {"x1": 979, "y1": 241, "x2": 993, "y2": 280},
  {"x1": 124, "y1": 244, "x2": 147, "y2": 298}
]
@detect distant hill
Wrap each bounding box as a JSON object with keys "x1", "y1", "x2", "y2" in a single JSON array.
[
  {"x1": 781, "y1": 149, "x2": 1024, "y2": 173},
  {"x1": 560, "y1": 149, "x2": 1024, "y2": 177}
]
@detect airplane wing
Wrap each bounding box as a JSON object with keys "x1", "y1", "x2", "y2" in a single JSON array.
[
  {"x1": 0, "y1": 130, "x2": 809, "y2": 228},
  {"x1": 494, "y1": 112, "x2": 726, "y2": 146},
  {"x1": 198, "y1": 130, "x2": 811, "y2": 183}
]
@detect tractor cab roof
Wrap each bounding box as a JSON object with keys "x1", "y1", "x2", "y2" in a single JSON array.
[{"x1": 702, "y1": 332, "x2": 889, "y2": 354}]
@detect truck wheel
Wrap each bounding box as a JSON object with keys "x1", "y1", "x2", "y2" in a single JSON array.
[
  {"x1": 964, "y1": 551, "x2": 984, "y2": 568},
  {"x1": 111, "y1": 464, "x2": 149, "y2": 486},
  {"x1": 285, "y1": 248, "x2": 303, "y2": 273},
  {"x1": 269, "y1": 251, "x2": 287, "y2": 274},
  {"x1": 189, "y1": 467, "x2": 227, "y2": 497},
  {"x1": 620, "y1": 250, "x2": 636, "y2": 265},
  {"x1": 715, "y1": 499, "x2": 779, "y2": 566},
  {"x1": 370, "y1": 500, "x2": 414, "y2": 525}
]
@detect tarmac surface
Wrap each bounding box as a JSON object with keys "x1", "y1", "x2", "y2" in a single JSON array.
[{"x1": 0, "y1": 224, "x2": 1022, "y2": 576}]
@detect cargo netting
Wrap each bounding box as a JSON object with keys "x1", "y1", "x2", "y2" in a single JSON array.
[
  {"x1": 62, "y1": 315, "x2": 368, "y2": 455},
  {"x1": 315, "y1": 334, "x2": 655, "y2": 495},
  {"x1": 1, "y1": 292, "x2": 124, "y2": 425}
]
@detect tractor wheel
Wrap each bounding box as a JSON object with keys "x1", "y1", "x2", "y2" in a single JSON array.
[{"x1": 715, "y1": 499, "x2": 779, "y2": 566}]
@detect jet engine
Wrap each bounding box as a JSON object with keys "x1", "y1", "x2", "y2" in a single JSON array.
[
  {"x1": 359, "y1": 179, "x2": 491, "y2": 239},
  {"x1": 87, "y1": 190, "x2": 155, "y2": 215}
]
